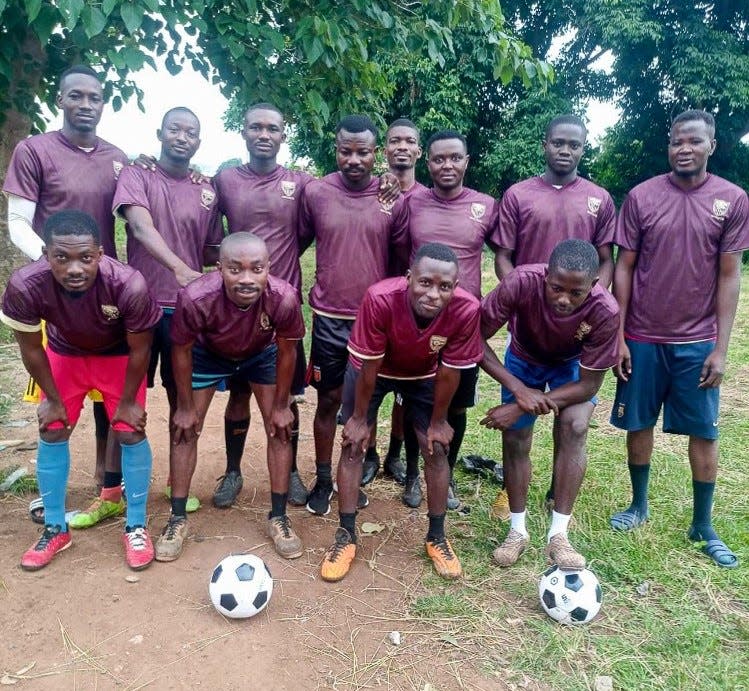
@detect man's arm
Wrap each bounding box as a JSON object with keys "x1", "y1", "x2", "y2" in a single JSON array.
[
  {"x1": 597, "y1": 244, "x2": 614, "y2": 289},
  {"x1": 494, "y1": 247, "x2": 514, "y2": 281},
  {"x1": 7, "y1": 195, "x2": 43, "y2": 261},
  {"x1": 545, "y1": 367, "x2": 605, "y2": 410},
  {"x1": 111, "y1": 329, "x2": 154, "y2": 433},
  {"x1": 612, "y1": 248, "x2": 637, "y2": 380},
  {"x1": 342, "y1": 358, "x2": 382, "y2": 454},
  {"x1": 268, "y1": 337, "x2": 298, "y2": 442},
  {"x1": 170, "y1": 340, "x2": 200, "y2": 443}
]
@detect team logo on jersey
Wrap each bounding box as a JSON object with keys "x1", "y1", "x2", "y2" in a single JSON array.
[
  {"x1": 429, "y1": 335, "x2": 448, "y2": 353},
  {"x1": 379, "y1": 199, "x2": 395, "y2": 215},
  {"x1": 259, "y1": 312, "x2": 272, "y2": 331},
  {"x1": 470, "y1": 203, "x2": 486, "y2": 221},
  {"x1": 280, "y1": 181, "x2": 296, "y2": 199},
  {"x1": 200, "y1": 189, "x2": 216, "y2": 209},
  {"x1": 712, "y1": 198, "x2": 730, "y2": 220},
  {"x1": 574, "y1": 321, "x2": 592, "y2": 341},
  {"x1": 313, "y1": 365, "x2": 321, "y2": 382},
  {"x1": 616, "y1": 403, "x2": 625, "y2": 418},
  {"x1": 112, "y1": 161, "x2": 124, "y2": 179},
  {"x1": 586, "y1": 196, "x2": 602, "y2": 216},
  {"x1": 101, "y1": 305, "x2": 120, "y2": 321}
]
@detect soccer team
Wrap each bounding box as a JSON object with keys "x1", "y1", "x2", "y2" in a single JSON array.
[{"x1": 1, "y1": 64, "x2": 746, "y2": 583}]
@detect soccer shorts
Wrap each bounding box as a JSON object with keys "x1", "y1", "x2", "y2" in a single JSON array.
[
  {"x1": 191, "y1": 344, "x2": 277, "y2": 390},
  {"x1": 227, "y1": 340, "x2": 306, "y2": 397},
  {"x1": 450, "y1": 365, "x2": 479, "y2": 409},
  {"x1": 147, "y1": 309, "x2": 175, "y2": 389},
  {"x1": 308, "y1": 313, "x2": 354, "y2": 391}
]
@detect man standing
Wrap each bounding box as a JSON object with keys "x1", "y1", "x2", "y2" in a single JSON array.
[
  {"x1": 320, "y1": 243, "x2": 482, "y2": 582},
  {"x1": 609, "y1": 110, "x2": 748, "y2": 569},
  {"x1": 1, "y1": 211, "x2": 161, "y2": 570}
]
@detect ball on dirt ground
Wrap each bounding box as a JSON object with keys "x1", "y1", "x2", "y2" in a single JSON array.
[
  {"x1": 538, "y1": 565, "x2": 602, "y2": 625},
  {"x1": 209, "y1": 554, "x2": 274, "y2": 619}
]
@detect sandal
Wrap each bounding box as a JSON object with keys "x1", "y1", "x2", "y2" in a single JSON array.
[
  {"x1": 610, "y1": 508, "x2": 649, "y2": 532},
  {"x1": 28, "y1": 496, "x2": 44, "y2": 525},
  {"x1": 687, "y1": 526, "x2": 739, "y2": 569}
]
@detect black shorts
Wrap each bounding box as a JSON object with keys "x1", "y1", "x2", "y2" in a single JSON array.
[
  {"x1": 308, "y1": 314, "x2": 354, "y2": 391},
  {"x1": 451, "y1": 365, "x2": 479, "y2": 409},
  {"x1": 227, "y1": 340, "x2": 307, "y2": 397},
  {"x1": 147, "y1": 310, "x2": 175, "y2": 389}
]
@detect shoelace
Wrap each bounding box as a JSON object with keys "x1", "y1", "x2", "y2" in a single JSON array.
[
  {"x1": 432, "y1": 540, "x2": 455, "y2": 561},
  {"x1": 163, "y1": 517, "x2": 185, "y2": 539},
  {"x1": 274, "y1": 516, "x2": 292, "y2": 538},
  {"x1": 34, "y1": 527, "x2": 59, "y2": 551},
  {"x1": 328, "y1": 534, "x2": 351, "y2": 562},
  {"x1": 126, "y1": 528, "x2": 148, "y2": 551}
]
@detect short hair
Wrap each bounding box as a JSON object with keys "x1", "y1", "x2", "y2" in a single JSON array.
[
  {"x1": 43, "y1": 210, "x2": 100, "y2": 245},
  {"x1": 671, "y1": 109, "x2": 715, "y2": 137},
  {"x1": 161, "y1": 106, "x2": 200, "y2": 130},
  {"x1": 336, "y1": 115, "x2": 378, "y2": 140},
  {"x1": 219, "y1": 231, "x2": 267, "y2": 258},
  {"x1": 548, "y1": 239, "x2": 599, "y2": 279},
  {"x1": 59, "y1": 65, "x2": 101, "y2": 89},
  {"x1": 412, "y1": 242, "x2": 458, "y2": 268},
  {"x1": 387, "y1": 118, "x2": 420, "y2": 139},
  {"x1": 545, "y1": 114, "x2": 588, "y2": 139},
  {"x1": 426, "y1": 129, "x2": 467, "y2": 155},
  {"x1": 245, "y1": 102, "x2": 284, "y2": 120}
]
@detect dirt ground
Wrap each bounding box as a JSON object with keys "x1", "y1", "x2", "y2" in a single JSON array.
[{"x1": 0, "y1": 346, "x2": 508, "y2": 691}]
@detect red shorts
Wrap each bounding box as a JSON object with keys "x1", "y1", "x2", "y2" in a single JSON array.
[{"x1": 43, "y1": 350, "x2": 147, "y2": 432}]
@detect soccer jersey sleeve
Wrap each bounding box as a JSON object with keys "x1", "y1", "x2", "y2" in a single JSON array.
[
  {"x1": 593, "y1": 192, "x2": 617, "y2": 247},
  {"x1": 2, "y1": 140, "x2": 43, "y2": 202},
  {"x1": 579, "y1": 305, "x2": 620, "y2": 371},
  {"x1": 0, "y1": 273, "x2": 42, "y2": 332},
  {"x1": 112, "y1": 166, "x2": 151, "y2": 216},
  {"x1": 441, "y1": 302, "x2": 483, "y2": 368},
  {"x1": 204, "y1": 194, "x2": 225, "y2": 248},
  {"x1": 480, "y1": 273, "x2": 517, "y2": 337},
  {"x1": 615, "y1": 192, "x2": 641, "y2": 251},
  {"x1": 119, "y1": 271, "x2": 163, "y2": 333},
  {"x1": 347, "y1": 289, "x2": 388, "y2": 360},
  {"x1": 297, "y1": 185, "x2": 316, "y2": 252},
  {"x1": 490, "y1": 188, "x2": 520, "y2": 250},
  {"x1": 272, "y1": 290, "x2": 305, "y2": 340},
  {"x1": 719, "y1": 190, "x2": 749, "y2": 253},
  {"x1": 170, "y1": 288, "x2": 203, "y2": 346}
]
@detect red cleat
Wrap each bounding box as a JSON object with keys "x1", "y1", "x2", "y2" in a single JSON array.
[{"x1": 21, "y1": 525, "x2": 72, "y2": 571}]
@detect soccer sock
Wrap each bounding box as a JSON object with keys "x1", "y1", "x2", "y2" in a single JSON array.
[
  {"x1": 100, "y1": 485, "x2": 122, "y2": 503},
  {"x1": 386, "y1": 434, "x2": 403, "y2": 460},
  {"x1": 121, "y1": 438, "x2": 152, "y2": 529},
  {"x1": 510, "y1": 510, "x2": 527, "y2": 537},
  {"x1": 691, "y1": 480, "x2": 718, "y2": 541},
  {"x1": 365, "y1": 446, "x2": 379, "y2": 464},
  {"x1": 426, "y1": 513, "x2": 446, "y2": 542},
  {"x1": 290, "y1": 401, "x2": 300, "y2": 473},
  {"x1": 548, "y1": 510, "x2": 572, "y2": 541},
  {"x1": 446, "y1": 410, "x2": 467, "y2": 470},
  {"x1": 224, "y1": 418, "x2": 249, "y2": 474},
  {"x1": 628, "y1": 463, "x2": 651, "y2": 512},
  {"x1": 340, "y1": 512, "x2": 357, "y2": 542},
  {"x1": 270, "y1": 492, "x2": 288, "y2": 518},
  {"x1": 316, "y1": 462, "x2": 332, "y2": 485},
  {"x1": 171, "y1": 497, "x2": 188, "y2": 518},
  {"x1": 37, "y1": 439, "x2": 71, "y2": 530},
  {"x1": 404, "y1": 424, "x2": 419, "y2": 481},
  {"x1": 103, "y1": 471, "x2": 122, "y2": 488},
  {"x1": 92, "y1": 401, "x2": 109, "y2": 440}
]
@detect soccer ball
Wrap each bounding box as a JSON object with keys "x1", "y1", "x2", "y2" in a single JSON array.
[
  {"x1": 538, "y1": 565, "x2": 602, "y2": 625},
  {"x1": 209, "y1": 554, "x2": 274, "y2": 619}
]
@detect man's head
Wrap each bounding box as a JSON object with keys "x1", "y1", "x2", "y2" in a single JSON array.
[
  {"x1": 668, "y1": 110, "x2": 716, "y2": 179},
  {"x1": 218, "y1": 232, "x2": 270, "y2": 309},
  {"x1": 57, "y1": 65, "x2": 104, "y2": 134},
  {"x1": 385, "y1": 118, "x2": 421, "y2": 172},
  {"x1": 335, "y1": 115, "x2": 378, "y2": 188},
  {"x1": 158, "y1": 107, "x2": 201, "y2": 165},
  {"x1": 545, "y1": 239, "x2": 599, "y2": 315},
  {"x1": 42, "y1": 210, "x2": 103, "y2": 294},
  {"x1": 543, "y1": 115, "x2": 587, "y2": 179},
  {"x1": 425, "y1": 130, "x2": 469, "y2": 195},
  {"x1": 242, "y1": 103, "x2": 286, "y2": 162},
  {"x1": 407, "y1": 242, "x2": 459, "y2": 321}
]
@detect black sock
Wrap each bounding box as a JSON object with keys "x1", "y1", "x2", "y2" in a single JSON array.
[
  {"x1": 426, "y1": 513, "x2": 446, "y2": 542},
  {"x1": 93, "y1": 401, "x2": 109, "y2": 440},
  {"x1": 629, "y1": 463, "x2": 650, "y2": 512},
  {"x1": 691, "y1": 480, "x2": 718, "y2": 540},
  {"x1": 404, "y1": 424, "x2": 419, "y2": 481},
  {"x1": 340, "y1": 512, "x2": 357, "y2": 542},
  {"x1": 225, "y1": 418, "x2": 249, "y2": 474},
  {"x1": 171, "y1": 496, "x2": 187, "y2": 517},
  {"x1": 316, "y1": 462, "x2": 332, "y2": 484},
  {"x1": 103, "y1": 471, "x2": 122, "y2": 489},
  {"x1": 365, "y1": 446, "x2": 379, "y2": 463},
  {"x1": 446, "y1": 409, "x2": 467, "y2": 471},
  {"x1": 270, "y1": 492, "x2": 288, "y2": 518},
  {"x1": 290, "y1": 401, "x2": 300, "y2": 473},
  {"x1": 386, "y1": 434, "x2": 403, "y2": 459}
]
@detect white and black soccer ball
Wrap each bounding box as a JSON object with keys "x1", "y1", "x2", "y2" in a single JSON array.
[
  {"x1": 538, "y1": 565, "x2": 602, "y2": 625},
  {"x1": 209, "y1": 554, "x2": 273, "y2": 619}
]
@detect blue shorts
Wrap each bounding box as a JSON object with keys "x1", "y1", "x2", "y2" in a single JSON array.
[
  {"x1": 191, "y1": 344, "x2": 277, "y2": 390},
  {"x1": 501, "y1": 348, "x2": 595, "y2": 430},
  {"x1": 610, "y1": 339, "x2": 719, "y2": 440}
]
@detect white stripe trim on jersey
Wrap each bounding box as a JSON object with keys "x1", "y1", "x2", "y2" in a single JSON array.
[
  {"x1": 579, "y1": 363, "x2": 612, "y2": 372},
  {"x1": 443, "y1": 361, "x2": 480, "y2": 370},
  {"x1": 347, "y1": 345, "x2": 385, "y2": 361},
  {"x1": 311, "y1": 308, "x2": 356, "y2": 320},
  {"x1": 0, "y1": 312, "x2": 42, "y2": 333},
  {"x1": 378, "y1": 373, "x2": 435, "y2": 381}
]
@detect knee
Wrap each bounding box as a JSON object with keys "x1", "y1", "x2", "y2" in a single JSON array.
[
  {"x1": 316, "y1": 390, "x2": 341, "y2": 417},
  {"x1": 424, "y1": 447, "x2": 448, "y2": 469},
  {"x1": 558, "y1": 413, "x2": 590, "y2": 443},
  {"x1": 116, "y1": 431, "x2": 146, "y2": 446},
  {"x1": 40, "y1": 428, "x2": 72, "y2": 444}
]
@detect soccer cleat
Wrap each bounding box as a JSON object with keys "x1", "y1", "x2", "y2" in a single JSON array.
[
  {"x1": 446, "y1": 479, "x2": 461, "y2": 511},
  {"x1": 21, "y1": 525, "x2": 72, "y2": 571},
  {"x1": 154, "y1": 514, "x2": 188, "y2": 562},
  {"x1": 492, "y1": 529, "x2": 529, "y2": 567},
  {"x1": 490, "y1": 488, "x2": 511, "y2": 521},
  {"x1": 287, "y1": 471, "x2": 309, "y2": 506},
  {"x1": 545, "y1": 533, "x2": 586, "y2": 570},
  {"x1": 425, "y1": 538, "x2": 462, "y2": 579},
  {"x1": 122, "y1": 526, "x2": 155, "y2": 570},
  {"x1": 360, "y1": 454, "x2": 380, "y2": 486},
  {"x1": 320, "y1": 527, "x2": 356, "y2": 582},
  {"x1": 402, "y1": 476, "x2": 422, "y2": 508},
  {"x1": 306, "y1": 479, "x2": 334, "y2": 516},
  {"x1": 213, "y1": 471, "x2": 244, "y2": 508},
  {"x1": 69, "y1": 497, "x2": 125, "y2": 529},
  {"x1": 383, "y1": 455, "x2": 406, "y2": 485},
  {"x1": 267, "y1": 515, "x2": 303, "y2": 559},
  {"x1": 357, "y1": 489, "x2": 369, "y2": 510}
]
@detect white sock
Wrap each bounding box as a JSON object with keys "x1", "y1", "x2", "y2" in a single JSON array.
[
  {"x1": 548, "y1": 510, "x2": 571, "y2": 541},
  {"x1": 509, "y1": 511, "x2": 527, "y2": 537}
]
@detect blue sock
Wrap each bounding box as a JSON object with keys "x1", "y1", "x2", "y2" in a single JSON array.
[
  {"x1": 121, "y1": 438, "x2": 153, "y2": 530},
  {"x1": 37, "y1": 439, "x2": 70, "y2": 531}
]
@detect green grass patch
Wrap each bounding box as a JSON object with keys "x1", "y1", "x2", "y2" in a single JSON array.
[{"x1": 0, "y1": 465, "x2": 38, "y2": 495}]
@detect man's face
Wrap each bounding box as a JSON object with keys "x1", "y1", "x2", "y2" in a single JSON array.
[
  {"x1": 43, "y1": 234, "x2": 103, "y2": 294},
  {"x1": 57, "y1": 74, "x2": 104, "y2": 134},
  {"x1": 219, "y1": 241, "x2": 270, "y2": 309},
  {"x1": 242, "y1": 108, "x2": 286, "y2": 161},
  {"x1": 335, "y1": 129, "x2": 376, "y2": 186},
  {"x1": 427, "y1": 138, "x2": 469, "y2": 193},
  {"x1": 407, "y1": 256, "x2": 459, "y2": 320},
  {"x1": 158, "y1": 111, "x2": 201, "y2": 164},
  {"x1": 385, "y1": 126, "x2": 422, "y2": 172},
  {"x1": 543, "y1": 123, "x2": 586, "y2": 178},
  {"x1": 668, "y1": 119, "x2": 716, "y2": 178},
  {"x1": 544, "y1": 267, "x2": 596, "y2": 316}
]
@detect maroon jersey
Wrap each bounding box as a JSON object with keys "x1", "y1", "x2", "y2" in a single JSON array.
[
  {"x1": 402, "y1": 180, "x2": 427, "y2": 200},
  {"x1": 213, "y1": 164, "x2": 313, "y2": 294},
  {"x1": 616, "y1": 173, "x2": 749, "y2": 343},
  {"x1": 1, "y1": 256, "x2": 161, "y2": 356},
  {"x1": 3, "y1": 131, "x2": 128, "y2": 258},
  {"x1": 299, "y1": 173, "x2": 410, "y2": 318},
  {"x1": 170, "y1": 273, "x2": 305, "y2": 360},
  {"x1": 493, "y1": 176, "x2": 616, "y2": 266},
  {"x1": 481, "y1": 264, "x2": 620, "y2": 370},
  {"x1": 348, "y1": 277, "x2": 482, "y2": 379},
  {"x1": 407, "y1": 186, "x2": 498, "y2": 298},
  {"x1": 113, "y1": 165, "x2": 223, "y2": 309}
]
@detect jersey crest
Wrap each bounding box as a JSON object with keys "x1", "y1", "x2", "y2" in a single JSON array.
[
  {"x1": 259, "y1": 312, "x2": 272, "y2": 331},
  {"x1": 429, "y1": 335, "x2": 448, "y2": 353},
  {"x1": 112, "y1": 161, "x2": 124, "y2": 179},
  {"x1": 586, "y1": 196, "x2": 602, "y2": 216},
  {"x1": 101, "y1": 304, "x2": 120, "y2": 321},
  {"x1": 574, "y1": 321, "x2": 592, "y2": 341},
  {"x1": 280, "y1": 181, "x2": 296, "y2": 200},
  {"x1": 712, "y1": 198, "x2": 730, "y2": 221},
  {"x1": 470, "y1": 202, "x2": 486, "y2": 221},
  {"x1": 200, "y1": 188, "x2": 216, "y2": 209}
]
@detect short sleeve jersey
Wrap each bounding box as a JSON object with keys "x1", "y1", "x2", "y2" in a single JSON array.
[
  {"x1": 407, "y1": 187, "x2": 498, "y2": 298},
  {"x1": 113, "y1": 165, "x2": 224, "y2": 308},
  {"x1": 170, "y1": 273, "x2": 305, "y2": 360},
  {"x1": 616, "y1": 173, "x2": 749, "y2": 343},
  {"x1": 298, "y1": 173, "x2": 410, "y2": 318},
  {"x1": 481, "y1": 264, "x2": 620, "y2": 370},
  {"x1": 347, "y1": 277, "x2": 483, "y2": 379},
  {"x1": 3, "y1": 131, "x2": 129, "y2": 258},
  {"x1": 492, "y1": 176, "x2": 616, "y2": 266},
  {"x1": 0, "y1": 256, "x2": 161, "y2": 356},
  {"x1": 213, "y1": 164, "x2": 314, "y2": 294}
]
